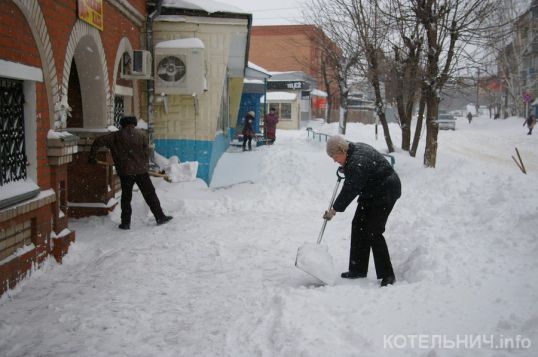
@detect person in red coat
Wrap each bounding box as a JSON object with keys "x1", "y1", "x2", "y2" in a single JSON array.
[{"x1": 264, "y1": 107, "x2": 279, "y2": 144}]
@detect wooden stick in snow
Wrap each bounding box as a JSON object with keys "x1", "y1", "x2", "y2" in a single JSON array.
[{"x1": 515, "y1": 147, "x2": 527, "y2": 174}]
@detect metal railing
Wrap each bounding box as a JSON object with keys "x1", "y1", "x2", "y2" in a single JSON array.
[{"x1": 305, "y1": 127, "x2": 395, "y2": 167}]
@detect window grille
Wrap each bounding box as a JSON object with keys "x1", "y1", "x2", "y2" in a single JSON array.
[
  {"x1": 114, "y1": 96, "x2": 124, "y2": 128},
  {"x1": 0, "y1": 78, "x2": 27, "y2": 186}
]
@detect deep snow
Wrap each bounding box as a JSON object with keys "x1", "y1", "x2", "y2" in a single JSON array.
[{"x1": 0, "y1": 115, "x2": 537, "y2": 357}]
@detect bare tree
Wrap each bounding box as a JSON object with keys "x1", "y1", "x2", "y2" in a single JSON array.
[
  {"x1": 299, "y1": 26, "x2": 341, "y2": 123},
  {"x1": 344, "y1": 0, "x2": 395, "y2": 152},
  {"x1": 483, "y1": 0, "x2": 532, "y2": 117},
  {"x1": 305, "y1": 0, "x2": 362, "y2": 134},
  {"x1": 380, "y1": 0, "x2": 424, "y2": 152},
  {"x1": 411, "y1": 0, "x2": 493, "y2": 167}
]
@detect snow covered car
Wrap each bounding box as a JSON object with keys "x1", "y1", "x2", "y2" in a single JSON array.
[{"x1": 437, "y1": 113, "x2": 456, "y2": 130}]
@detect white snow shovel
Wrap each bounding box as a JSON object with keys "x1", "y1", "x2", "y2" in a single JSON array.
[{"x1": 295, "y1": 169, "x2": 344, "y2": 285}]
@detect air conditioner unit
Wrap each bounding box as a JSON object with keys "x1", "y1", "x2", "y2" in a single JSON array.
[
  {"x1": 154, "y1": 38, "x2": 206, "y2": 95},
  {"x1": 121, "y1": 50, "x2": 152, "y2": 80}
]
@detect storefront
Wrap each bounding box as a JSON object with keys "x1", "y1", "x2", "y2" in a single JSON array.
[
  {"x1": 0, "y1": 0, "x2": 146, "y2": 295},
  {"x1": 267, "y1": 72, "x2": 316, "y2": 124}
]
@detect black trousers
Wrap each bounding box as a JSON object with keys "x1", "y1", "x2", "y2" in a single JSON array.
[
  {"x1": 349, "y1": 199, "x2": 396, "y2": 279},
  {"x1": 119, "y1": 173, "x2": 165, "y2": 224},
  {"x1": 242, "y1": 135, "x2": 252, "y2": 150}
]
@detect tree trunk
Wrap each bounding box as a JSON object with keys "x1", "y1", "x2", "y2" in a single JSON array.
[
  {"x1": 410, "y1": 94, "x2": 426, "y2": 157},
  {"x1": 369, "y1": 50, "x2": 394, "y2": 152},
  {"x1": 423, "y1": 92, "x2": 439, "y2": 167},
  {"x1": 396, "y1": 97, "x2": 413, "y2": 151},
  {"x1": 373, "y1": 83, "x2": 394, "y2": 152},
  {"x1": 339, "y1": 90, "x2": 349, "y2": 134}
]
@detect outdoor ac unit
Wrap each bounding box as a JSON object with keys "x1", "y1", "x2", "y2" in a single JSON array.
[
  {"x1": 121, "y1": 50, "x2": 152, "y2": 80},
  {"x1": 154, "y1": 38, "x2": 206, "y2": 95}
]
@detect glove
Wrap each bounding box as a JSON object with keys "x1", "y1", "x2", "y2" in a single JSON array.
[
  {"x1": 323, "y1": 208, "x2": 336, "y2": 221},
  {"x1": 88, "y1": 156, "x2": 97, "y2": 165}
]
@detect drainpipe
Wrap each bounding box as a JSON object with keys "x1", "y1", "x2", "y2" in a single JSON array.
[{"x1": 146, "y1": 0, "x2": 163, "y2": 159}]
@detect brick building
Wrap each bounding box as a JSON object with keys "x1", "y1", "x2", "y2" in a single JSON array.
[
  {"x1": 249, "y1": 25, "x2": 340, "y2": 119},
  {"x1": 0, "y1": 0, "x2": 146, "y2": 296}
]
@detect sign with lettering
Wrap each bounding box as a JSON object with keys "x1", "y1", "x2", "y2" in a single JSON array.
[
  {"x1": 78, "y1": 0, "x2": 103, "y2": 31},
  {"x1": 268, "y1": 81, "x2": 310, "y2": 90}
]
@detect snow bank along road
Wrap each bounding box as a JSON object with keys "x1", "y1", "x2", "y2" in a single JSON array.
[{"x1": 0, "y1": 116, "x2": 537, "y2": 357}]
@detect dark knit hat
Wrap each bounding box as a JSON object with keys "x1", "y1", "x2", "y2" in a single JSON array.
[{"x1": 120, "y1": 116, "x2": 137, "y2": 127}]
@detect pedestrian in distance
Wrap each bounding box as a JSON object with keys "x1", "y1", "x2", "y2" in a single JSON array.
[
  {"x1": 523, "y1": 113, "x2": 536, "y2": 135},
  {"x1": 323, "y1": 135, "x2": 401, "y2": 287},
  {"x1": 264, "y1": 107, "x2": 279, "y2": 144},
  {"x1": 467, "y1": 112, "x2": 473, "y2": 124},
  {"x1": 242, "y1": 111, "x2": 256, "y2": 151},
  {"x1": 88, "y1": 116, "x2": 173, "y2": 230}
]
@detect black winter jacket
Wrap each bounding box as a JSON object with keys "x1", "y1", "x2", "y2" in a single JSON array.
[
  {"x1": 89, "y1": 127, "x2": 149, "y2": 176},
  {"x1": 333, "y1": 142, "x2": 401, "y2": 211}
]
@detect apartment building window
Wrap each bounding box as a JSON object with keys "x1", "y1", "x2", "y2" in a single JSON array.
[{"x1": 0, "y1": 77, "x2": 27, "y2": 186}]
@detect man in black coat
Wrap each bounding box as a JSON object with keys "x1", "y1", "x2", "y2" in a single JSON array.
[
  {"x1": 88, "y1": 116, "x2": 172, "y2": 230},
  {"x1": 323, "y1": 135, "x2": 400, "y2": 286}
]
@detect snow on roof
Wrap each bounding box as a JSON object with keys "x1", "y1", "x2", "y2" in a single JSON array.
[
  {"x1": 161, "y1": 0, "x2": 248, "y2": 14},
  {"x1": 244, "y1": 79, "x2": 264, "y2": 84},
  {"x1": 261, "y1": 92, "x2": 297, "y2": 102},
  {"x1": 155, "y1": 38, "x2": 204, "y2": 49},
  {"x1": 311, "y1": 89, "x2": 327, "y2": 97},
  {"x1": 248, "y1": 62, "x2": 271, "y2": 76}
]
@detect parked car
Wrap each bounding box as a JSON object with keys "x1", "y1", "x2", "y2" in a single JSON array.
[
  {"x1": 449, "y1": 110, "x2": 463, "y2": 117},
  {"x1": 437, "y1": 112, "x2": 456, "y2": 130}
]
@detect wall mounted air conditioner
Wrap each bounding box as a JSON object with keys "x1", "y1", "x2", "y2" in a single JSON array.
[
  {"x1": 154, "y1": 38, "x2": 206, "y2": 95},
  {"x1": 121, "y1": 50, "x2": 152, "y2": 80}
]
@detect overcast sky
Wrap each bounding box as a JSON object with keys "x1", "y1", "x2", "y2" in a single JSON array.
[{"x1": 218, "y1": 0, "x2": 311, "y2": 25}]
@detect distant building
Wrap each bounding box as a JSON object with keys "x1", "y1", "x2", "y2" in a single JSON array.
[
  {"x1": 515, "y1": 0, "x2": 538, "y2": 115},
  {"x1": 249, "y1": 25, "x2": 340, "y2": 121}
]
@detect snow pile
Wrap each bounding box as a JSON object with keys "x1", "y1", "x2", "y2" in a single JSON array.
[
  {"x1": 0, "y1": 114, "x2": 537, "y2": 356},
  {"x1": 154, "y1": 153, "x2": 198, "y2": 182},
  {"x1": 47, "y1": 129, "x2": 75, "y2": 139},
  {"x1": 165, "y1": 156, "x2": 198, "y2": 183}
]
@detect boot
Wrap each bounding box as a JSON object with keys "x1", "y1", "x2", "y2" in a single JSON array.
[
  {"x1": 380, "y1": 274, "x2": 396, "y2": 287},
  {"x1": 119, "y1": 223, "x2": 130, "y2": 230},
  {"x1": 341, "y1": 271, "x2": 367, "y2": 279},
  {"x1": 157, "y1": 215, "x2": 173, "y2": 225}
]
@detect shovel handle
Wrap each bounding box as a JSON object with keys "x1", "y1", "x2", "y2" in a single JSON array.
[{"x1": 317, "y1": 168, "x2": 344, "y2": 244}]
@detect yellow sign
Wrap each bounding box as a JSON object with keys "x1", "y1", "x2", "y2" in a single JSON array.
[{"x1": 78, "y1": 0, "x2": 103, "y2": 31}]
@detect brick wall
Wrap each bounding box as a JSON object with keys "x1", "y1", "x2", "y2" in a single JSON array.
[
  {"x1": 250, "y1": 25, "x2": 340, "y2": 111},
  {"x1": 250, "y1": 26, "x2": 314, "y2": 73},
  {"x1": 0, "y1": 193, "x2": 56, "y2": 296},
  {"x1": 0, "y1": 2, "x2": 42, "y2": 67},
  {"x1": 0, "y1": 0, "x2": 146, "y2": 296}
]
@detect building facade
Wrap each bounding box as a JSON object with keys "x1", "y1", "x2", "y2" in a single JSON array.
[
  {"x1": 148, "y1": 3, "x2": 251, "y2": 184},
  {"x1": 249, "y1": 25, "x2": 340, "y2": 121},
  {"x1": 0, "y1": 0, "x2": 146, "y2": 295}
]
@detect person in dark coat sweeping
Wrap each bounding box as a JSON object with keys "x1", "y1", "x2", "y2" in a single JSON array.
[
  {"x1": 323, "y1": 135, "x2": 400, "y2": 286},
  {"x1": 88, "y1": 116, "x2": 172, "y2": 230}
]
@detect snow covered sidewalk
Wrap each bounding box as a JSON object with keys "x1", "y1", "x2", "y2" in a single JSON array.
[{"x1": 0, "y1": 116, "x2": 537, "y2": 357}]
